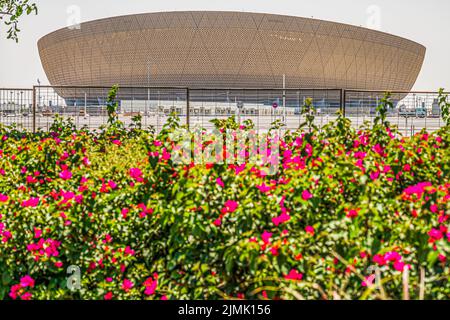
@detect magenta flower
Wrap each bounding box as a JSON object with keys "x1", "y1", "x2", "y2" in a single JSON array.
[
  {"x1": 20, "y1": 275, "x2": 35, "y2": 288},
  {"x1": 216, "y1": 177, "x2": 225, "y2": 188},
  {"x1": 59, "y1": 170, "x2": 72, "y2": 180},
  {"x1": 370, "y1": 171, "x2": 380, "y2": 181},
  {"x1": 143, "y1": 274, "x2": 158, "y2": 296},
  {"x1": 21, "y1": 197, "x2": 40, "y2": 208},
  {"x1": 108, "y1": 180, "x2": 118, "y2": 189},
  {"x1": 428, "y1": 228, "x2": 443, "y2": 241},
  {"x1": 224, "y1": 200, "x2": 238, "y2": 213},
  {"x1": 0, "y1": 194, "x2": 8, "y2": 202},
  {"x1": 256, "y1": 183, "x2": 271, "y2": 194},
  {"x1": 261, "y1": 231, "x2": 273, "y2": 244},
  {"x1": 272, "y1": 212, "x2": 291, "y2": 226},
  {"x1": 129, "y1": 168, "x2": 144, "y2": 182},
  {"x1": 302, "y1": 190, "x2": 313, "y2": 201},
  {"x1": 284, "y1": 269, "x2": 303, "y2": 281},
  {"x1": 122, "y1": 279, "x2": 134, "y2": 292},
  {"x1": 373, "y1": 254, "x2": 386, "y2": 266}
]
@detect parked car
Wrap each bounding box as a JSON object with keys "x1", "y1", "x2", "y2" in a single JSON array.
[
  {"x1": 398, "y1": 106, "x2": 416, "y2": 117},
  {"x1": 415, "y1": 108, "x2": 427, "y2": 118}
]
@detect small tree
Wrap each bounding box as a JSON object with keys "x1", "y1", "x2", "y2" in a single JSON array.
[
  {"x1": 438, "y1": 88, "x2": 450, "y2": 127},
  {"x1": 0, "y1": 0, "x2": 37, "y2": 42}
]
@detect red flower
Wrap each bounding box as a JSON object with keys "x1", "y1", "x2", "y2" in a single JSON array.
[
  {"x1": 284, "y1": 269, "x2": 303, "y2": 281},
  {"x1": 104, "y1": 291, "x2": 113, "y2": 300}
]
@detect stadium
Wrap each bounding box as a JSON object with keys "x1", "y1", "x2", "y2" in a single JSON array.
[{"x1": 36, "y1": 11, "x2": 426, "y2": 118}]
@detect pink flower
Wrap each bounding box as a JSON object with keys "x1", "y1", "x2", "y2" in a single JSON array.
[
  {"x1": 384, "y1": 251, "x2": 401, "y2": 262},
  {"x1": 122, "y1": 279, "x2": 134, "y2": 292},
  {"x1": 272, "y1": 212, "x2": 291, "y2": 226},
  {"x1": 104, "y1": 291, "x2": 113, "y2": 300},
  {"x1": 108, "y1": 180, "x2": 118, "y2": 189},
  {"x1": 143, "y1": 274, "x2": 158, "y2": 296},
  {"x1": 393, "y1": 261, "x2": 406, "y2": 272},
  {"x1": 346, "y1": 209, "x2": 359, "y2": 219},
  {"x1": 59, "y1": 170, "x2": 72, "y2": 180},
  {"x1": 54, "y1": 261, "x2": 63, "y2": 268},
  {"x1": 213, "y1": 218, "x2": 222, "y2": 226},
  {"x1": 121, "y1": 208, "x2": 129, "y2": 219},
  {"x1": 112, "y1": 140, "x2": 121, "y2": 146},
  {"x1": 21, "y1": 197, "x2": 39, "y2": 208},
  {"x1": 216, "y1": 177, "x2": 225, "y2": 188},
  {"x1": 162, "y1": 148, "x2": 171, "y2": 161},
  {"x1": 129, "y1": 168, "x2": 144, "y2": 182},
  {"x1": 124, "y1": 246, "x2": 135, "y2": 256},
  {"x1": 261, "y1": 231, "x2": 273, "y2": 244},
  {"x1": 20, "y1": 275, "x2": 35, "y2": 288},
  {"x1": 82, "y1": 157, "x2": 91, "y2": 166},
  {"x1": 270, "y1": 246, "x2": 279, "y2": 256},
  {"x1": 256, "y1": 183, "x2": 271, "y2": 193},
  {"x1": 9, "y1": 284, "x2": 21, "y2": 300},
  {"x1": 370, "y1": 171, "x2": 380, "y2": 181},
  {"x1": 428, "y1": 228, "x2": 443, "y2": 241},
  {"x1": 34, "y1": 228, "x2": 42, "y2": 239},
  {"x1": 301, "y1": 190, "x2": 313, "y2": 201},
  {"x1": 430, "y1": 204, "x2": 438, "y2": 213},
  {"x1": 373, "y1": 254, "x2": 386, "y2": 266},
  {"x1": 222, "y1": 200, "x2": 238, "y2": 214},
  {"x1": 284, "y1": 269, "x2": 303, "y2": 281},
  {"x1": 372, "y1": 144, "x2": 385, "y2": 156},
  {"x1": 21, "y1": 292, "x2": 32, "y2": 300},
  {"x1": 0, "y1": 194, "x2": 8, "y2": 202},
  {"x1": 305, "y1": 226, "x2": 315, "y2": 236}
]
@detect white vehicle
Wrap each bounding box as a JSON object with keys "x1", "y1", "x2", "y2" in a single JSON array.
[{"x1": 398, "y1": 105, "x2": 416, "y2": 117}]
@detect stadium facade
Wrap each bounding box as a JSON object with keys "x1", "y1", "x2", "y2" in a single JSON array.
[{"x1": 37, "y1": 11, "x2": 426, "y2": 112}]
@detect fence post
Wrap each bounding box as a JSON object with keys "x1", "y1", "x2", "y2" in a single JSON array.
[
  {"x1": 186, "y1": 87, "x2": 190, "y2": 130},
  {"x1": 32, "y1": 86, "x2": 37, "y2": 133},
  {"x1": 340, "y1": 89, "x2": 346, "y2": 117}
]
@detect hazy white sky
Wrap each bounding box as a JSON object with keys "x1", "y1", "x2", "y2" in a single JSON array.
[{"x1": 1, "y1": 0, "x2": 449, "y2": 90}]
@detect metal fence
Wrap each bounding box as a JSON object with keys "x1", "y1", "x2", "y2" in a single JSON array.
[{"x1": 0, "y1": 86, "x2": 447, "y2": 135}]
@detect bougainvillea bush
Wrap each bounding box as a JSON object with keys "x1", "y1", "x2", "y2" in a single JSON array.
[{"x1": 0, "y1": 89, "x2": 449, "y2": 300}]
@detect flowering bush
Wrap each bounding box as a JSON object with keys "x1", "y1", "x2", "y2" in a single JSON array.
[{"x1": 0, "y1": 90, "x2": 449, "y2": 300}]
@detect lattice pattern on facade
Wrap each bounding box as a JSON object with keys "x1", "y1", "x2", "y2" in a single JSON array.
[{"x1": 38, "y1": 11, "x2": 426, "y2": 91}]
